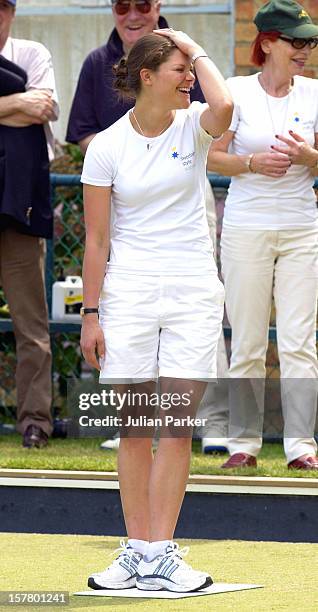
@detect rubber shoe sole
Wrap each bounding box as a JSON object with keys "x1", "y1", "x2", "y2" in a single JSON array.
[
  {"x1": 136, "y1": 574, "x2": 212, "y2": 593},
  {"x1": 88, "y1": 576, "x2": 136, "y2": 590}
]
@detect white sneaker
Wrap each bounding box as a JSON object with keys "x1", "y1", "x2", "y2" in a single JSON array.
[
  {"x1": 136, "y1": 542, "x2": 212, "y2": 592},
  {"x1": 202, "y1": 437, "x2": 228, "y2": 454},
  {"x1": 88, "y1": 540, "x2": 142, "y2": 590},
  {"x1": 100, "y1": 432, "x2": 120, "y2": 451},
  {"x1": 100, "y1": 433, "x2": 159, "y2": 450}
]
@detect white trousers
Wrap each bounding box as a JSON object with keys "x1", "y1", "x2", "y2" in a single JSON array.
[
  {"x1": 196, "y1": 180, "x2": 229, "y2": 438},
  {"x1": 221, "y1": 225, "x2": 318, "y2": 462}
]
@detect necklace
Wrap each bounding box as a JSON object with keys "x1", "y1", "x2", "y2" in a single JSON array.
[
  {"x1": 259, "y1": 75, "x2": 292, "y2": 141},
  {"x1": 131, "y1": 108, "x2": 173, "y2": 151}
]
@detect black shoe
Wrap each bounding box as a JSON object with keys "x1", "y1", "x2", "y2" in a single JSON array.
[{"x1": 23, "y1": 425, "x2": 48, "y2": 449}]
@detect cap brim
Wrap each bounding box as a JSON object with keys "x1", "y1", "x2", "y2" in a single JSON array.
[{"x1": 280, "y1": 23, "x2": 318, "y2": 38}]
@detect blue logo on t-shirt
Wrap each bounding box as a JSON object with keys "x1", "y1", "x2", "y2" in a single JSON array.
[{"x1": 171, "y1": 147, "x2": 179, "y2": 159}]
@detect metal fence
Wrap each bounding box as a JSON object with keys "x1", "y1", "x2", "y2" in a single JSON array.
[{"x1": 0, "y1": 174, "x2": 317, "y2": 425}]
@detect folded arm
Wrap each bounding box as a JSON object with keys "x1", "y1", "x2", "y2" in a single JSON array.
[
  {"x1": 0, "y1": 89, "x2": 55, "y2": 127},
  {"x1": 208, "y1": 131, "x2": 291, "y2": 178}
]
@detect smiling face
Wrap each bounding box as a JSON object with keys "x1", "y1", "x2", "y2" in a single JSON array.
[
  {"x1": 0, "y1": 0, "x2": 15, "y2": 50},
  {"x1": 145, "y1": 48, "x2": 196, "y2": 109},
  {"x1": 262, "y1": 36, "x2": 313, "y2": 77},
  {"x1": 113, "y1": 0, "x2": 161, "y2": 53}
]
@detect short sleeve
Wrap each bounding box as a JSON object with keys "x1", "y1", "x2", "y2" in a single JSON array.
[
  {"x1": 188, "y1": 101, "x2": 213, "y2": 147},
  {"x1": 81, "y1": 132, "x2": 115, "y2": 187},
  {"x1": 25, "y1": 43, "x2": 59, "y2": 116},
  {"x1": 66, "y1": 55, "x2": 100, "y2": 143}
]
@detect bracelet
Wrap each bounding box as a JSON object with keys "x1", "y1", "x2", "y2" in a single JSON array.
[
  {"x1": 246, "y1": 153, "x2": 256, "y2": 173},
  {"x1": 191, "y1": 50, "x2": 208, "y2": 64}
]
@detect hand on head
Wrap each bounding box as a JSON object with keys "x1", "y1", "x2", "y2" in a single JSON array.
[{"x1": 154, "y1": 28, "x2": 204, "y2": 60}]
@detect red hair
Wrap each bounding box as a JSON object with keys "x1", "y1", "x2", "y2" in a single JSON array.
[{"x1": 251, "y1": 31, "x2": 281, "y2": 66}]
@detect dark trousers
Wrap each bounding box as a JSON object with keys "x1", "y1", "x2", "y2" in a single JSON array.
[{"x1": 0, "y1": 228, "x2": 52, "y2": 435}]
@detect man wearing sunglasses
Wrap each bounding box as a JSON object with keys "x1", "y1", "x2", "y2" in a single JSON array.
[{"x1": 66, "y1": 0, "x2": 206, "y2": 154}]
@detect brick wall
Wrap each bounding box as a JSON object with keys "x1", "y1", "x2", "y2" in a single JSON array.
[{"x1": 235, "y1": 0, "x2": 318, "y2": 76}]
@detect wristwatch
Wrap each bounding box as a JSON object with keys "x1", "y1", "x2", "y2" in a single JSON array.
[{"x1": 80, "y1": 307, "x2": 99, "y2": 317}]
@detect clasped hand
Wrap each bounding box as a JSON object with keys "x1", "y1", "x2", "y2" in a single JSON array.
[
  {"x1": 18, "y1": 89, "x2": 55, "y2": 123},
  {"x1": 250, "y1": 150, "x2": 291, "y2": 177},
  {"x1": 271, "y1": 130, "x2": 316, "y2": 167},
  {"x1": 250, "y1": 130, "x2": 316, "y2": 176}
]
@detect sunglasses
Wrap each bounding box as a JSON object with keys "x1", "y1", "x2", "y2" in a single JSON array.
[
  {"x1": 278, "y1": 35, "x2": 318, "y2": 50},
  {"x1": 112, "y1": 0, "x2": 153, "y2": 15}
]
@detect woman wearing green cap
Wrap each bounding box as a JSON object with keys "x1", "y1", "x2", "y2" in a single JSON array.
[{"x1": 208, "y1": 0, "x2": 318, "y2": 471}]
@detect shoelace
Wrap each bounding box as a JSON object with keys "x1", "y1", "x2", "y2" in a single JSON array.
[
  {"x1": 164, "y1": 543, "x2": 193, "y2": 571},
  {"x1": 107, "y1": 539, "x2": 137, "y2": 571}
]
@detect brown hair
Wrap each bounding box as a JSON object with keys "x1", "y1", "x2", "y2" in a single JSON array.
[
  {"x1": 113, "y1": 33, "x2": 177, "y2": 99},
  {"x1": 251, "y1": 31, "x2": 281, "y2": 66}
]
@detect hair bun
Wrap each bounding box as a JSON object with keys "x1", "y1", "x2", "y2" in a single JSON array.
[
  {"x1": 113, "y1": 57, "x2": 134, "y2": 98},
  {"x1": 114, "y1": 57, "x2": 128, "y2": 78}
]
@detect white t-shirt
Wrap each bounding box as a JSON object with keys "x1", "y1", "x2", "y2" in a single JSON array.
[
  {"x1": 0, "y1": 37, "x2": 59, "y2": 160},
  {"x1": 81, "y1": 102, "x2": 216, "y2": 275},
  {"x1": 224, "y1": 73, "x2": 318, "y2": 229}
]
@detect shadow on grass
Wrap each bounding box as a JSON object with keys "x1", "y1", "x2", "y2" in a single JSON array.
[{"x1": 69, "y1": 595, "x2": 153, "y2": 609}]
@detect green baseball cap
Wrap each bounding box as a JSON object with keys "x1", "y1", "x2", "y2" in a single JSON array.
[{"x1": 254, "y1": 0, "x2": 318, "y2": 38}]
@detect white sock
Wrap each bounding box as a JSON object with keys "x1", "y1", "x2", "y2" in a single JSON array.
[
  {"x1": 127, "y1": 538, "x2": 148, "y2": 555},
  {"x1": 145, "y1": 540, "x2": 172, "y2": 561}
]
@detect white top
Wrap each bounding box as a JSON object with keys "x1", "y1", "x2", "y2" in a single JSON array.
[
  {"x1": 0, "y1": 36, "x2": 59, "y2": 161},
  {"x1": 224, "y1": 73, "x2": 318, "y2": 229},
  {"x1": 81, "y1": 102, "x2": 216, "y2": 275}
]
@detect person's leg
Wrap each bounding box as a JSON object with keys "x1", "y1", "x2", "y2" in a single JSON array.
[
  {"x1": 197, "y1": 179, "x2": 229, "y2": 448},
  {"x1": 118, "y1": 437, "x2": 154, "y2": 540},
  {"x1": 148, "y1": 378, "x2": 206, "y2": 541},
  {"x1": 88, "y1": 380, "x2": 156, "y2": 591},
  {"x1": 0, "y1": 229, "x2": 52, "y2": 437},
  {"x1": 196, "y1": 336, "x2": 229, "y2": 451},
  {"x1": 116, "y1": 380, "x2": 156, "y2": 541},
  {"x1": 221, "y1": 228, "x2": 275, "y2": 459},
  {"x1": 136, "y1": 378, "x2": 212, "y2": 592},
  {"x1": 116, "y1": 378, "x2": 206, "y2": 541},
  {"x1": 274, "y1": 227, "x2": 318, "y2": 464}
]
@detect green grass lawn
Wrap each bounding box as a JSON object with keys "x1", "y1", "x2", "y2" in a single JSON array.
[
  {"x1": 0, "y1": 435, "x2": 318, "y2": 478},
  {"x1": 0, "y1": 534, "x2": 317, "y2": 611}
]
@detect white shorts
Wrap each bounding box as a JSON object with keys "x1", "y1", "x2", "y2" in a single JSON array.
[{"x1": 99, "y1": 273, "x2": 224, "y2": 381}]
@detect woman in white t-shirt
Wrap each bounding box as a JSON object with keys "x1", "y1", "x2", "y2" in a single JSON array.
[
  {"x1": 80, "y1": 30, "x2": 232, "y2": 592},
  {"x1": 208, "y1": 0, "x2": 318, "y2": 471}
]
